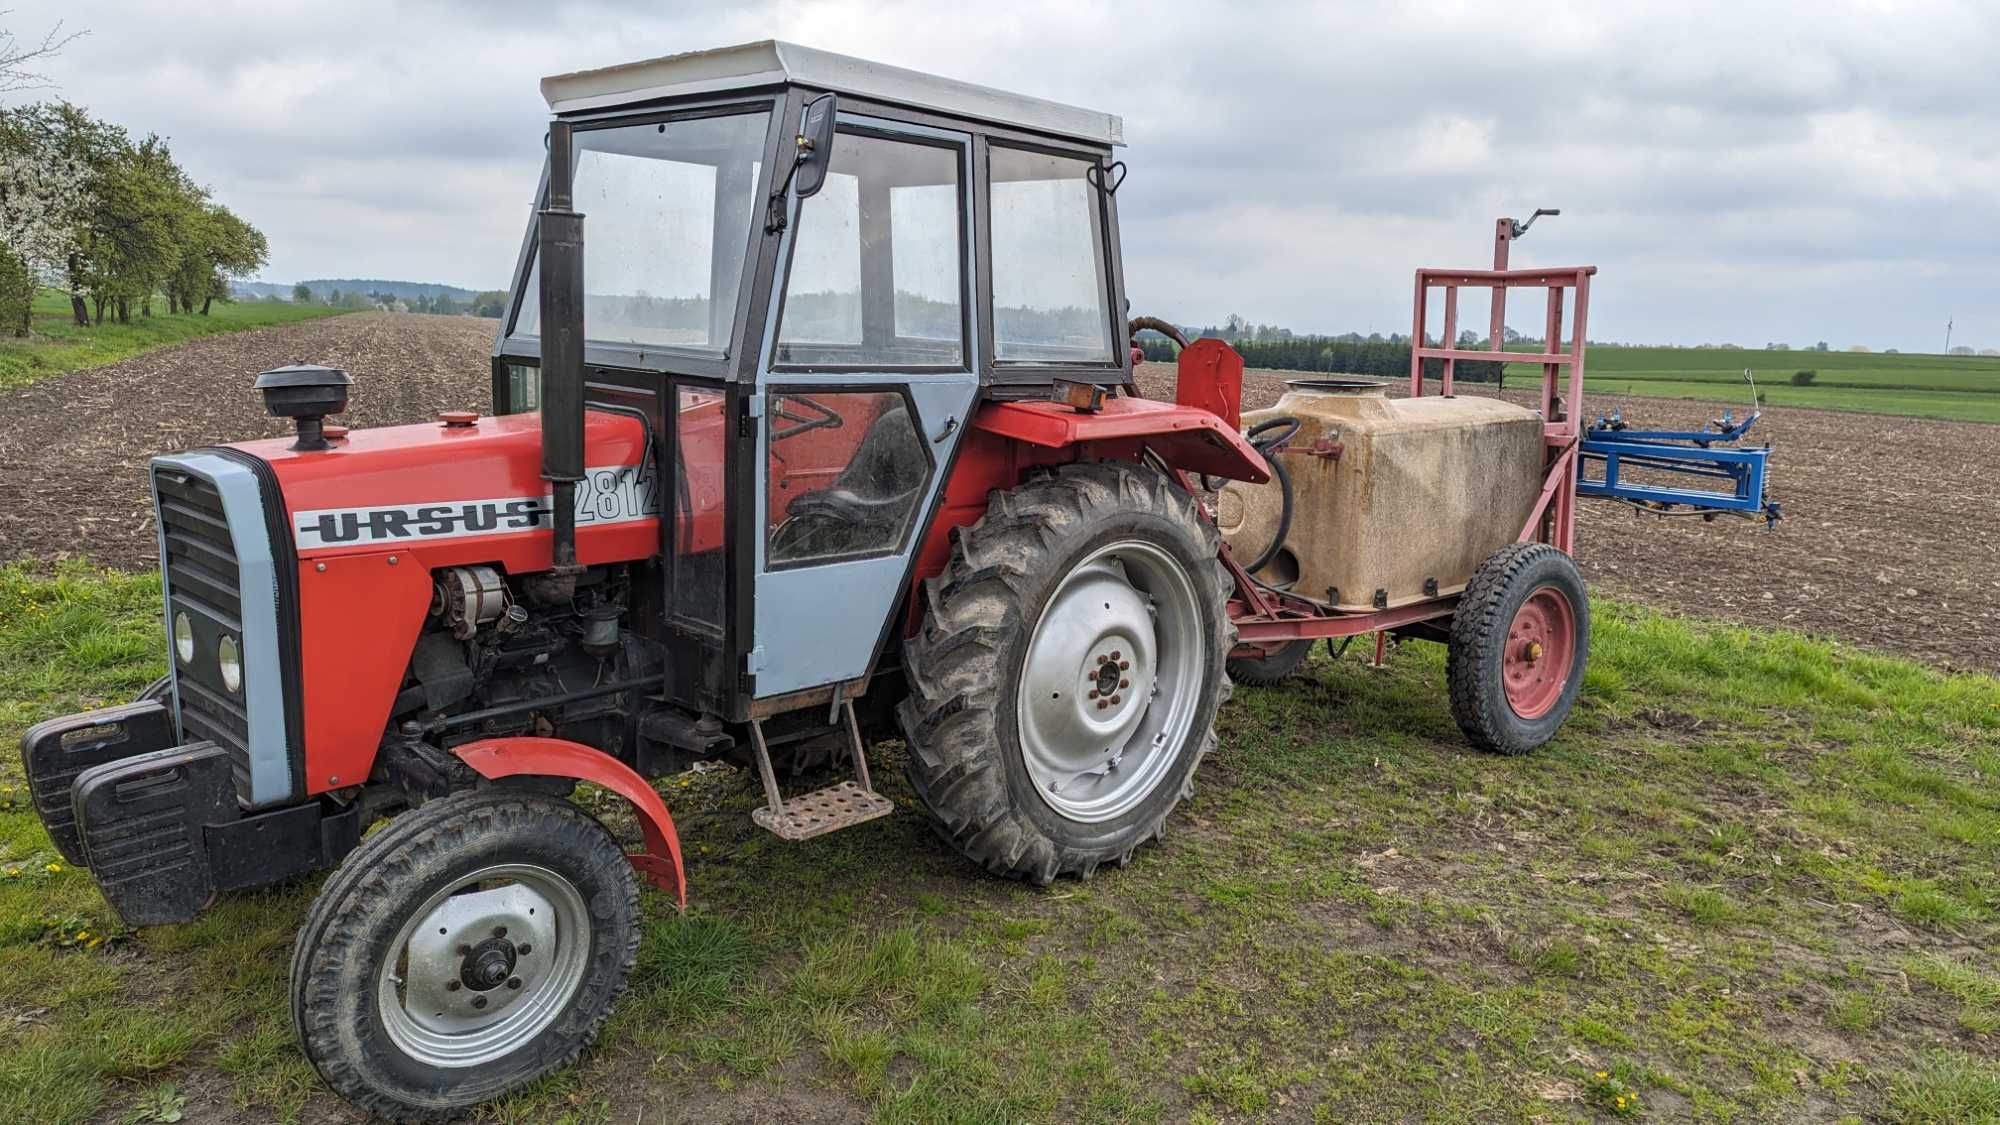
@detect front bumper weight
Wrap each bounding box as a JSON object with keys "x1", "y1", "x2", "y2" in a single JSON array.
[
  {"x1": 21, "y1": 700, "x2": 180, "y2": 865},
  {"x1": 72, "y1": 742, "x2": 238, "y2": 926}
]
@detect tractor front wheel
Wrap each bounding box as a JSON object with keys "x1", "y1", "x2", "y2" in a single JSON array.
[
  {"x1": 1447, "y1": 542, "x2": 1589, "y2": 755},
  {"x1": 289, "y1": 789, "x2": 641, "y2": 1121},
  {"x1": 900, "y1": 462, "x2": 1232, "y2": 883}
]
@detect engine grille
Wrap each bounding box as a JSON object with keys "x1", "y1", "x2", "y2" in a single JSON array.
[{"x1": 153, "y1": 467, "x2": 255, "y2": 798}]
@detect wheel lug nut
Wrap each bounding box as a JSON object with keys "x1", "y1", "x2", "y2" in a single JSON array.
[
  {"x1": 493, "y1": 926, "x2": 508, "y2": 939},
  {"x1": 1095, "y1": 700, "x2": 1108, "y2": 710},
  {"x1": 472, "y1": 996, "x2": 488, "y2": 1010},
  {"x1": 1118, "y1": 660, "x2": 1129, "y2": 670},
  {"x1": 456, "y1": 944, "x2": 471, "y2": 956},
  {"x1": 507, "y1": 977, "x2": 522, "y2": 990},
  {"x1": 1110, "y1": 695, "x2": 1121, "y2": 705},
  {"x1": 446, "y1": 980, "x2": 461, "y2": 992},
  {"x1": 516, "y1": 943, "x2": 530, "y2": 955},
  {"x1": 1119, "y1": 678, "x2": 1129, "y2": 688},
  {"x1": 1110, "y1": 651, "x2": 1121, "y2": 661},
  {"x1": 1088, "y1": 689, "x2": 1099, "y2": 699}
]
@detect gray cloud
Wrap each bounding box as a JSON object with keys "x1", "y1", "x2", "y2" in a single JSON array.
[{"x1": 11, "y1": 0, "x2": 1996, "y2": 349}]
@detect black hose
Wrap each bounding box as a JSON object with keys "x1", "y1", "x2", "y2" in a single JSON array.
[{"x1": 1242, "y1": 417, "x2": 1300, "y2": 574}]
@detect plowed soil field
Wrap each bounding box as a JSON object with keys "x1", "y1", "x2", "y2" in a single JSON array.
[{"x1": 0, "y1": 314, "x2": 1990, "y2": 672}]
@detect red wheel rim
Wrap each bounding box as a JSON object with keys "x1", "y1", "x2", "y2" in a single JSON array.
[{"x1": 1502, "y1": 585, "x2": 1575, "y2": 720}]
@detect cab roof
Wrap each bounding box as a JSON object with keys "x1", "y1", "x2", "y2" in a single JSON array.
[{"x1": 540, "y1": 40, "x2": 1123, "y2": 148}]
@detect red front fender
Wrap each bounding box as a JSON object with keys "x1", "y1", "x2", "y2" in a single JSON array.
[{"x1": 451, "y1": 737, "x2": 686, "y2": 908}]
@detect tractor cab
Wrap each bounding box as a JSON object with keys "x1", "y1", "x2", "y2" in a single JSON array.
[{"x1": 490, "y1": 41, "x2": 1135, "y2": 726}]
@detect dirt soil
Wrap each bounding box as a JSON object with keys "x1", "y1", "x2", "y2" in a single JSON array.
[{"x1": 0, "y1": 314, "x2": 1990, "y2": 674}]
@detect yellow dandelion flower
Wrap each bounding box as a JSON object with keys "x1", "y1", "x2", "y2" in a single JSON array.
[
  {"x1": 75, "y1": 930, "x2": 88, "y2": 941},
  {"x1": 3, "y1": 868, "x2": 18, "y2": 878},
  {"x1": 44, "y1": 863, "x2": 61, "y2": 874},
  {"x1": 1595, "y1": 1071, "x2": 1608, "y2": 1079}
]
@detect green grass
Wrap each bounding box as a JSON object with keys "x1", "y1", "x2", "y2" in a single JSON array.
[
  {"x1": 2, "y1": 558, "x2": 1999, "y2": 1121},
  {"x1": 1519, "y1": 343, "x2": 2000, "y2": 422},
  {"x1": 0, "y1": 289, "x2": 352, "y2": 393}
]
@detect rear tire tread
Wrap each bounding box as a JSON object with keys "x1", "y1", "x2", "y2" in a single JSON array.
[{"x1": 899, "y1": 462, "x2": 1232, "y2": 883}]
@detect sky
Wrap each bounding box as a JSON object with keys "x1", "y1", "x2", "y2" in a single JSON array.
[{"x1": 7, "y1": 0, "x2": 1998, "y2": 352}]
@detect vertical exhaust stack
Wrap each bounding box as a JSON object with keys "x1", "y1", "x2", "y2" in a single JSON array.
[{"x1": 539, "y1": 120, "x2": 586, "y2": 578}]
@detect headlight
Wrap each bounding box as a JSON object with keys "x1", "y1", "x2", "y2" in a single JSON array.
[
  {"x1": 174, "y1": 611, "x2": 194, "y2": 664},
  {"x1": 217, "y1": 635, "x2": 242, "y2": 693}
]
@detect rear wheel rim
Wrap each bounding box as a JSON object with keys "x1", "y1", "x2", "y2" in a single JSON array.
[
  {"x1": 1017, "y1": 538, "x2": 1204, "y2": 823},
  {"x1": 376, "y1": 863, "x2": 590, "y2": 1069},
  {"x1": 1502, "y1": 585, "x2": 1575, "y2": 720}
]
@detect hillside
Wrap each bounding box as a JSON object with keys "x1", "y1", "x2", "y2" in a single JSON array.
[{"x1": 231, "y1": 278, "x2": 495, "y2": 303}]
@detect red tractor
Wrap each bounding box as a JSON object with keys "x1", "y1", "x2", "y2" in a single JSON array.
[{"x1": 22, "y1": 42, "x2": 1601, "y2": 1119}]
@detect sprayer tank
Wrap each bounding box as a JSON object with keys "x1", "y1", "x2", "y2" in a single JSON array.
[{"x1": 1215, "y1": 379, "x2": 1545, "y2": 612}]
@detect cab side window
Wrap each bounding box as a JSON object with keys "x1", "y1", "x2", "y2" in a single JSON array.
[
  {"x1": 988, "y1": 146, "x2": 1113, "y2": 364},
  {"x1": 776, "y1": 132, "x2": 965, "y2": 367}
]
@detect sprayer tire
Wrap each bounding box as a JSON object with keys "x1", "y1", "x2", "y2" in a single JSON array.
[
  {"x1": 1447, "y1": 542, "x2": 1589, "y2": 755},
  {"x1": 898, "y1": 462, "x2": 1233, "y2": 883},
  {"x1": 1226, "y1": 640, "x2": 1315, "y2": 686}
]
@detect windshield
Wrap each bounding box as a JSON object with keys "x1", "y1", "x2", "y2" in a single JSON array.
[{"x1": 511, "y1": 109, "x2": 770, "y2": 352}]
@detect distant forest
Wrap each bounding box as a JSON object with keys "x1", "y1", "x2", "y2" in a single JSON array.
[{"x1": 1137, "y1": 315, "x2": 1519, "y2": 383}]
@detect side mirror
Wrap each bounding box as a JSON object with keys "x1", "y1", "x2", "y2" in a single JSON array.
[{"x1": 792, "y1": 93, "x2": 838, "y2": 199}]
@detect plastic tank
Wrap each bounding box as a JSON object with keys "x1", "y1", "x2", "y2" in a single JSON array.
[{"x1": 1216, "y1": 378, "x2": 1544, "y2": 612}]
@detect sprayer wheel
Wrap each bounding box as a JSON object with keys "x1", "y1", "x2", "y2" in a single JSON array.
[
  {"x1": 1447, "y1": 542, "x2": 1589, "y2": 755},
  {"x1": 1226, "y1": 640, "x2": 1315, "y2": 686},
  {"x1": 898, "y1": 462, "x2": 1233, "y2": 883}
]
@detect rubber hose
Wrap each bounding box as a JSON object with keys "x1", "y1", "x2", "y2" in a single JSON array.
[{"x1": 1242, "y1": 417, "x2": 1300, "y2": 574}]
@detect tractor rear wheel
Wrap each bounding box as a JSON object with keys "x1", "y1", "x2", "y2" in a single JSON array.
[
  {"x1": 289, "y1": 789, "x2": 640, "y2": 1121},
  {"x1": 1447, "y1": 542, "x2": 1589, "y2": 755},
  {"x1": 899, "y1": 462, "x2": 1232, "y2": 883}
]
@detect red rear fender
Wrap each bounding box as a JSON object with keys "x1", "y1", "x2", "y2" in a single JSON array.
[{"x1": 969, "y1": 396, "x2": 1269, "y2": 485}]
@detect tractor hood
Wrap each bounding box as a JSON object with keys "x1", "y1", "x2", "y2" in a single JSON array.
[{"x1": 227, "y1": 409, "x2": 660, "y2": 571}]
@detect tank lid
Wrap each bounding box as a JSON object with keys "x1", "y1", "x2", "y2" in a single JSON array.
[{"x1": 1284, "y1": 377, "x2": 1389, "y2": 396}]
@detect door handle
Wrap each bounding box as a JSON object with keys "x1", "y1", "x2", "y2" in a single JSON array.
[{"x1": 931, "y1": 416, "x2": 959, "y2": 443}]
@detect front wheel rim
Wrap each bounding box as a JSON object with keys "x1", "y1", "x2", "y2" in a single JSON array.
[
  {"x1": 1017, "y1": 538, "x2": 1205, "y2": 823},
  {"x1": 376, "y1": 863, "x2": 591, "y2": 1069},
  {"x1": 1502, "y1": 585, "x2": 1575, "y2": 720}
]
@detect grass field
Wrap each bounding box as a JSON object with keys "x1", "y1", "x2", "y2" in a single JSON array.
[
  {"x1": 1512, "y1": 345, "x2": 2000, "y2": 423},
  {"x1": 0, "y1": 290, "x2": 352, "y2": 393},
  {"x1": 2, "y1": 560, "x2": 1997, "y2": 1123}
]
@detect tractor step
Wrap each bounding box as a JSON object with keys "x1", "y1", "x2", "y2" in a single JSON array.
[
  {"x1": 746, "y1": 699, "x2": 894, "y2": 841},
  {"x1": 750, "y1": 780, "x2": 895, "y2": 841}
]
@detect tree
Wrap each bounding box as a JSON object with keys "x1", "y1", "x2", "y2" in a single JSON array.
[
  {"x1": 470, "y1": 290, "x2": 507, "y2": 318},
  {"x1": 431, "y1": 290, "x2": 459, "y2": 316},
  {"x1": 293, "y1": 282, "x2": 312, "y2": 303},
  {"x1": 0, "y1": 16, "x2": 83, "y2": 95},
  {"x1": 1813, "y1": 341, "x2": 1829, "y2": 352},
  {"x1": 0, "y1": 102, "x2": 91, "y2": 330},
  {"x1": 170, "y1": 203, "x2": 265, "y2": 314}
]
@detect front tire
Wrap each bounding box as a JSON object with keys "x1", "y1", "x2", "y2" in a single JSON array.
[
  {"x1": 289, "y1": 790, "x2": 641, "y2": 1121},
  {"x1": 899, "y1": 462, "x2": 1232, "y2": 883},
  {"x1": 1447, "y1": 542, "x2": 1589, "y2": 755}
]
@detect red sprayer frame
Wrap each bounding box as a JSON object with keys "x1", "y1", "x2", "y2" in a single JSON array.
[{"x1": 1217, "y1": 219, "x2": 1597, "y2": 652}]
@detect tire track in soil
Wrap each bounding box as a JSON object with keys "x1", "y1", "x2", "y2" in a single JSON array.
[{"x1": 0, "y1": 318, "x2": 1988, "y2": 674}]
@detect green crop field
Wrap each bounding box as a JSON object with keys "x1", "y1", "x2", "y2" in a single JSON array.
[
  {"x1": 0, "y1": 291, "x2": 353, "y2": 394},
  {"x1": 2, "y1": 560, "x2": 1998, "y2": 1123},
  {"x1": 1516, "y1": 345, "x2": 2000, "y2": 423}
]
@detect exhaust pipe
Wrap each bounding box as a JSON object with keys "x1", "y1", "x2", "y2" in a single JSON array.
[{"x1": 538, "y1": 120, "x2": 585, "y2": 577}]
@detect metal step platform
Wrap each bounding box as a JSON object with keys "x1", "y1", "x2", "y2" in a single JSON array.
[{"x1": 746, "y1": 699, "x2": 894, "y2": 841}]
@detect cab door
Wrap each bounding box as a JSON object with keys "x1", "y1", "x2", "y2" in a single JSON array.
[{"x1": 747, "y1": 113, "x2": 979, "y2": 701}]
